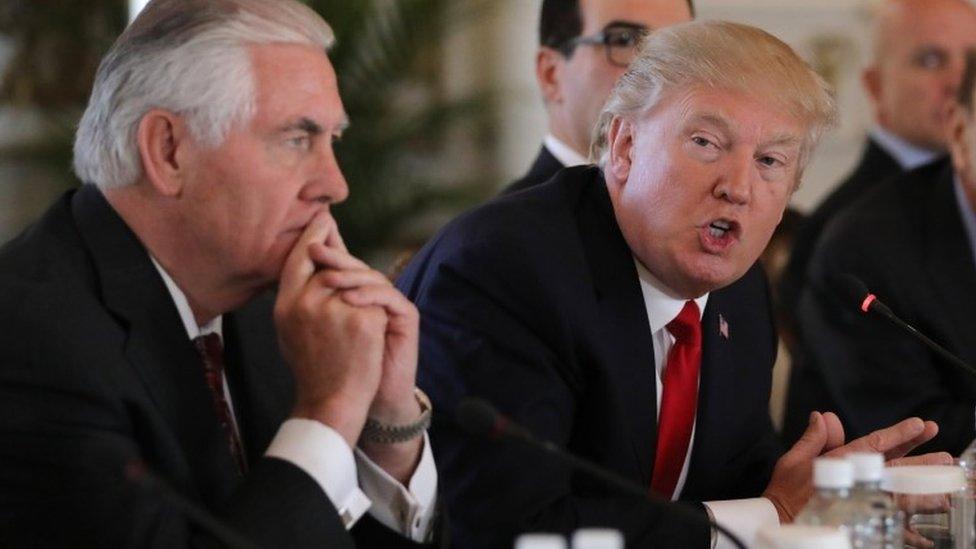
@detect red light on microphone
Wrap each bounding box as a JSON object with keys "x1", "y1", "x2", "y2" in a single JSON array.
[{"x1": 860, "y1": 294, "x2": 877, "y2": 313}]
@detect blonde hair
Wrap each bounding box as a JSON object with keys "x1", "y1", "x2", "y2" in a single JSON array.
[{"x1": 590, "y1": 21, "x2": 836, "y2": 176}]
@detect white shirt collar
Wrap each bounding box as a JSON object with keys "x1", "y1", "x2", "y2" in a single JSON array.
[
  {"x1": 869, "y1": 126, "x2": 941, "y2": 170},
  {"x1": 149, "y1": 257, "x2": 222, "y2": 340},
  {"x1": 543, "y1": 134, "x2": 589, "y2": 168},
  {"x1": 634, "y1": 258, "x2": 708, "y2": 333}
]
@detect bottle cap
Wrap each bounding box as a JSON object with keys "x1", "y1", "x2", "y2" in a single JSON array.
[
  {"x1": 848, "y1": 452, "x2": 884, "y2": 482},
  {"x1": 571, "y1": 529, "x2": 623, "y2": 549},
  {"x1": 755, "y1": 525, "x2": 852, "y2": 549},
  {"x1": 515, "y1": 534, "x2": 567, "y2": 549},
  {"x1": 881, "y1": 465, "x2": 966, "y2": 495},
  {"x1": 813, "y1": 458, "x2": 854, "y2": 489}
]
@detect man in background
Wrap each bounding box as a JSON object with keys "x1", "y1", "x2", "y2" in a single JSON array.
[
  {"x1": 503, "y1": 0, "x2": 693, "y2": 193},
  {"x1": 0, "y1": 0, "x2": 436, "y2": 546},
  {"x1": 784, "y1": 49, "x2": 976, "y2": 457},
  {"x1": 782, "y1": 0, "x2": 976, "y2": 441}
]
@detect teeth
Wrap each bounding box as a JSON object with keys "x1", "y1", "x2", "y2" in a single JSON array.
[
  {"x1": 709, "y1": 227, "x2": 725, "y2": 237},
  {"x1": 711, "y1": 220, "x2": 731, "y2": 230}
]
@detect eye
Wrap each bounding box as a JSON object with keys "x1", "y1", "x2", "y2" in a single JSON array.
[
  {"x1": 914, "y1": 49, "x2": 947, "y2": 70},
  {"x1": 606, "y1": 30, "x2": 638, "y2": 47},
  {"x1": 758, "y1": 156, "x2": 780, "y2": 167},
  {"x1": 285, "y1": 134, "x2": 312, "y2": 150},
  {"x1": 691, "y1": 135, "x2": 715, "y2": 148}
]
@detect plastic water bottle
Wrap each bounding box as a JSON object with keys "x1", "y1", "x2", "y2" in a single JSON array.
[
  {"x1": 571, "y1": 529, "x2": 623, "y2": 549},
  {"x1": 514, "y1": 533, "x2": 567, "y2": 549},
  {"x1": 848, "y1": 452, "x2": 903, "y2": 548},
  {"x1": 796, "y1": 458, "x2": 859, "y2": 533},
  {"x1": 957, "y1": 438, "x2": 976, "y2": 547}
]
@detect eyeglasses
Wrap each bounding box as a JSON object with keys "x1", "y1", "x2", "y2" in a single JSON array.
[{"x1": 559, "y1": 23, "x2": 650, "y2": 68}]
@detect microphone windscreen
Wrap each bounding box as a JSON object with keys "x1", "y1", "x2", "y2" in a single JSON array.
[
  {"x1": 455, "y1": 397, "x2": 498, "y2": 437},
  {"x1": 833, "y1": 273, "x2": 870, "y2": 307}
]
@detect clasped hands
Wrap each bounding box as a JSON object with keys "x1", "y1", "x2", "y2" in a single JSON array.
[{"x1": 274, "y1": 211, "x2": 423, "y2": 483}]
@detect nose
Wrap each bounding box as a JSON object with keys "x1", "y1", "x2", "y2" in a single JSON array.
[
  {"x1": 301, "y1": 142, "x2": 349, "y2": 205},
  {"x1": 713, "y1": 156, "x2": 751, "y2": 205}
]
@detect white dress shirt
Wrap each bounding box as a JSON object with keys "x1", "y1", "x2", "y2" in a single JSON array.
[
  {"x1": 634, "y1": 260, "x2": 779, "y2": 548},
  {"x1": 544, "y1": 134, "x2": 589, "y2": 168},
  {"x1": 869, "y1": 126, "x2": 941, "y2": 171},
  {"x1": 151, "y1": 259, "x2": 437, "y2": 541}
]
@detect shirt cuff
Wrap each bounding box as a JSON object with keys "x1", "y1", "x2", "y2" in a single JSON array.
[
  {"x1": 704, "y1": 498, "x2": 780, "y2": 549},
  {"x1": 265, "y1": 418, "x2": 372, "y2": 529},
  {"x1": 355, "y1": 432, "x2": 438, "y2": 542}
]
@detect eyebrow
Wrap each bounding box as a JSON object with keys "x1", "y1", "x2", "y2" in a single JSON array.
[
  {"x1": 690, "y1": 113, "x2": 734, "y2": 137},
  {"x1": 603, "y1": 20, "x2": 650, "y2": 31},
  {"x1": 761, "y1": 133, "x2": 801, "y2": 149},
  {"x1": 689, "y1": 113, "x2": 801, "y2": 148},
  {"x1": 278, "y1": 116, "x2": 350, "y2": 135}
]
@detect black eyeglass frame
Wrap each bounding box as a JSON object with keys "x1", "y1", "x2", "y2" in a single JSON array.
[{"x1": 554, "y1": 23, "x2": 650, "y2": 67}]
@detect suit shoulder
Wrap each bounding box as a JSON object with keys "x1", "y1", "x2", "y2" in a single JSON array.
[
  {"x1": 825, "y1": 160, "x2": 947, "y2": 244},
  {"x1": 397, "y1": 167, "x2": 600, "y2": 300}
]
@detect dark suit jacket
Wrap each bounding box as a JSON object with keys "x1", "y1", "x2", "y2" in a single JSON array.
[
  {"x1": 0, "y1": 185, "x2": 424, "y2": 548},
  {"x1": 501, "y1": 146, "x2": 564, "y2": 195},
  {"x1": 397, "y1": 167, "x2": 781, "y2": 548},
  {"x1": 786, "y1": 159, "x2": 976, "y2": 455},
  {"x1": 780, "y1": 138, "x2": 903, "y2": 441},
  {"x1": 780, "y1": 139, "x2": 902, "y2": 320}
]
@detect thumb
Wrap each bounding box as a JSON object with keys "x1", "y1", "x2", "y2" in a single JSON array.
[{"x1": 785, "y1": 411, "x2": 829, "y2": 463}]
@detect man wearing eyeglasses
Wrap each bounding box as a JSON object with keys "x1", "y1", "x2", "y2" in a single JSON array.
[{"x1": 503, "y1": 0, "x2": 693, "y2": 195}]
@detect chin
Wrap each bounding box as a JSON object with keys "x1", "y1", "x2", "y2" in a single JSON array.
[{"x1": 680, "y1": 258, "x2": 744, "y2": 295}]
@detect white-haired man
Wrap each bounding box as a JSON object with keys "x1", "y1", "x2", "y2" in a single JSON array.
[
  {"x1": 398, "y1": 21, "x2": 948, "y2": 548},
  {"x1": 0, "y1": 0, "x2": 436, "y2": 547}
]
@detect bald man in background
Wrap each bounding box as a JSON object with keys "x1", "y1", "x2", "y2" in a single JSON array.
[{"x1": 784, "y1": 0, "x2": 976, "y2": 445}]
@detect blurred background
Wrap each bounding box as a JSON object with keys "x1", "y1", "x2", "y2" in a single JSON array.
[{"x1": 0, "y1": 0, "x2": 873, "y2": 267}]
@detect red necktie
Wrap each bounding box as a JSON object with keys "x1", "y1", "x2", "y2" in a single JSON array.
[
  {"x1": 193, "y1": 333, "x2": 248, "y2": 475},
  {"x1": 650, "y1": 300, "x2": 701, "y2": 499}
]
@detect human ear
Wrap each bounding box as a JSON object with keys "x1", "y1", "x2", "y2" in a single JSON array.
[
  {"x1": 136, "y1": 109, "x2": 191, "y2": 197},
  {"x1": 606, "y1": 116, "x2": 634, "y2": 183},
  {"x1": 947, "y1": 103, "x2": 974, "y2": 182},
  {"x1": 536, "y1": 47, "x2": 566, "y2": 105}
]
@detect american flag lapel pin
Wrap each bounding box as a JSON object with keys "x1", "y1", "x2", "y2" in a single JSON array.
[{"x1": 718, "y1": 314, "x2": 730, "y2": 340}]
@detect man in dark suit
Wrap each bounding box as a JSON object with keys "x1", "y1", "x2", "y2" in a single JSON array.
[
  {"x1": 0, "y1": 1, "x2": 436, "y2": 547},
  {"x1": 503, "y1": 0, "x2": 693, "y2": 194},
  {"x1": 787, "y1": 51, "x2": 976, "y2": 456},
  {"x1": 398, "y1": 21, "x2": 943, "y2": 549},
  {"x1": 783, "y1": 0, "x2": 976, "y2": 443}
]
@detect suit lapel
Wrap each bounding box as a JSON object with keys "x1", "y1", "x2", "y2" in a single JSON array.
[
  {"x1": 222, "y1": 292, "x2": 295, "y2": 462},
  {"x1": 680, "y1": 291, "x2": 733, "y2": 497},
  {"x1": 70, "y1": 186, "x2": 240, "y2": 502},
  {"x1": 923, "y1": 167, "x2": 976, "y2": 368},
  {"x1": 576, "y1": 172, "x2": 658, "y2": 484}
]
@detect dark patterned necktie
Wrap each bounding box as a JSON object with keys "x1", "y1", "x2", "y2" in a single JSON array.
[{"x1": 193, "y1": 333, "x2": 248, "y2": 475}]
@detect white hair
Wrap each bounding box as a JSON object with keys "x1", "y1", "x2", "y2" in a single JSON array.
[
  {"x1": 590, "y1": 21, "x2": 837, "y2": 179},
  {"x1": 73, "y1": 0, "x2": 335, "y2": 190}
]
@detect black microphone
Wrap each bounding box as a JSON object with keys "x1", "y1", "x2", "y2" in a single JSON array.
[
  {"x1": 834, "y1": 273, "x2": 976, "y2": 379},
  {"x1": 455, "y1": 398, "x2": 747, "y2": 549},
  {"x1": 123, "y1": 459, "x2": 262, "y2": 549}
]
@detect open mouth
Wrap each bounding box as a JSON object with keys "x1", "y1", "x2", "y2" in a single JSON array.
[
  {"x1": 699, "y1": 218, "x2": 740, "y2": 252},
  {"x1": 708, "y1": 219, "x2": 733, "y2": 238}
]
